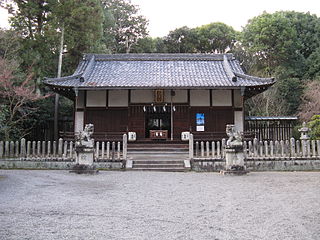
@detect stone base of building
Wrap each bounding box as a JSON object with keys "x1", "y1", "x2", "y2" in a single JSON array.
[
  {"x1": 220, "y1": 169, "x2": 249, "y2": 175},
  {"x1": 69, "y1": 164, "x2": 99, "y2": 174}
]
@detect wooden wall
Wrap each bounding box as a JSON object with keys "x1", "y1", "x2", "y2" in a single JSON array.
[{"x1": 85, "y1": 108, "x2": 128, "y2": 132}]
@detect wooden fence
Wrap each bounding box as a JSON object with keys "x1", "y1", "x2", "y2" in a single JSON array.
[
  {"x1": 0, "y1": 136, "x2": 127, "y2": 161},
  {"x1": 245, "y1": 118, "x2": 297, "y2": 141},
  {"x1": 189, "y1": 134, "x2": 320, "y2": 160}
]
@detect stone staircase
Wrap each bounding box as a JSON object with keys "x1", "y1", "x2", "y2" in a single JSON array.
[{"x1": 126, "y1": 143, "x2": 190, "y2": 172}]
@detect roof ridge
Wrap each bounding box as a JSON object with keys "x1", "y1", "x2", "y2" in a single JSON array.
[
  {"x1": 84, "y1": 53, "x2": 235, "y2": 61},
  {"x1": 234, "y1": 72, "x2": 275, "y2": 82},
  {"x1": 81, "y1": 55, "x2": 95, "y2": 81},
  {"x1": 44, "y1": 73, "x2": 82, "y2": 83},
  {"x1": 222, "y1": 55, "x2": 237, "y2": 82}
]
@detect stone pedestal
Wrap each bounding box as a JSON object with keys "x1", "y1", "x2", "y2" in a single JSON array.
[
  {"x1": 220, "y1": 124, "x2": 249, "y2": 175},
  {"x1": 221, "y1": 146, "x2": 248, "y2": 175},
  {"x1": 225, "y1": 146, "x2": 245, "y2": 169},
  {"x1": 76, "y1": 147, "x2": 94, "y2": 165},
  {"x1": 70, "y1": 124, "x2": 98, "y2": 174}
]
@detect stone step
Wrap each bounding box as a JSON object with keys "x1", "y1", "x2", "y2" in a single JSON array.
[
  {"x1": 128, "y1": 151, "x2": 188, "y2": 155},
  {"x1": 128, "y1": 148, "x2": 188, "y2": 152},
  {"x1": 133, "y1": 160, "x2": 184, "y2": 164},
  {"x1": 130, "y1": 167, "x2": 187, "y2": 172},
  {"x1": 128, "y1": 143, "x2": 188, "y2": 148},
  {"x1": 133, "y1": 163, "x2": 184, "y2": 168}
]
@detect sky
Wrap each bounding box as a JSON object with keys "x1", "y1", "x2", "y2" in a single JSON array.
[
  {"x1": 1, "y1": 0, "x2": 319, "y2": 37},
  {"x1": 131, "y1": 0, "x2": 320, "y2": 37}
]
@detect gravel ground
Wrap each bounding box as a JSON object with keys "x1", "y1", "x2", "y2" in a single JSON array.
[{"x1": 0, "y1": 170, "x2": 319, "y2": 240}]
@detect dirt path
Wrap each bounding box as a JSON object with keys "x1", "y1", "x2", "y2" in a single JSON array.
[{"x1": 0, "y1": 170, "x2": 319, "y2": 240}]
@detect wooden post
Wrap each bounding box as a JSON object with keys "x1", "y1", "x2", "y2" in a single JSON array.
[
  {"x1": 20, "y1": 138, "x2": 26, "y2": 158},
  {"x1": 42, "y1": 141, "x2": 46, "y2": 157},
  {"x1": 47, "y1": 141, "x2": 51, "y2": 157},
  {"x1": 32, "y1": 141, "x2": 36, "y2": 156},
  {"x1": 206, "y1": 141, "x2": 210, "y2": 157},
  {"x1": 200, "y1": 141, "x2": 204, "y2": 157},
  {"x1": 10, "y1": 141, "x2": 14, "y2": 157},
  {"x1": 63, "y1": 141, "x2": 68, "y2": 159},
  {"x1": 27, "y1": 141, "x2": 31, "y2": 158},
  {"x1": 117, "y1": 141, "x2": 121, "y2": 159},
  {"x1": 211, "y1": 141, "x2": 215, "y2": 158},
  {"x1": 69, "y1": 141, "x2": 73, "y2": 159},
  {"x1": 195, "y1": 141, "x2": 199, "y2": 157},
  {"x1": 37, "y1": 141, "x2": 41, "y2": 156},
  {"x1": 106, "y1": 142, "x2": 110, "y2": 159},
  {"x1": 270, "y1": 141, "x2": 274, "y2": 157},
  {"x1": 111, "y1": 142, "x2": 115, "y2": 161},
  {"x1": 189, "y1": 134, "x2": 194, "y2": 159},
  {"x1": 248, "y1": 141, "x2": 252, "y2": 157},
  {"x1": 296, "y1": 140, "x2": 300, "y2": 157},
  {"x1": 290, "y1": 138, "x2": 295, "y2": 157},
  {"x1": 53, "y1": 141, "x2": 57, "y2": 157},
  {"x1": 264, "y1": 141, "x2": 268, "y2": 157},
  {"x1": 284, "y1": 140, "x2": 289, "y2": 156},
  {"x1": 15, "y1": 141, "x2": 19, "y2": 157},
  {"x1": 58, "y1": 138, "x2": 63, "y2": 157},
  {"x1": 96, "y1": 142, "x2": 100, "y2": 160},
  {"x1": 259, "y1": 141, "x2": 263, "y2": 157},
  {"x1": 280, "y1": 140, "x2": 284, "y2": 157},
  {"x1": 301, "y1": 139, "x2": 307, "y2": 157},
  {"x1": 5, "y1": 141, "x2": 9, "y2": 157},
  {"x1": 101, "y1": 142, "x2": 105, "y2": 160},
  {"x1": 123, "y1": 134, "x2": 127, "y2": 160},
  {"x1": 0, "y1": 141, "x2": 3, "y2": 158},
  {"x1": 275, "y1": 141, "x2": 279, "y2": 157},
  {"x1": 243, "y1": 141, "x2": 247, "y2": 158},
  {"x1": 311, "y1": 140, "x2": 316, "y2": 157},
  {"x1": 253, "y1": 138, "x2": 258, "y2": 157},
  {"x1": 221, "y1": 138, "x2": 226, "y2": 158}
]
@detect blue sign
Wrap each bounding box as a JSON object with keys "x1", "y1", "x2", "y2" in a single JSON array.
[{"x1": 196, "y1": 113, "x2": 204, "y2": 125}]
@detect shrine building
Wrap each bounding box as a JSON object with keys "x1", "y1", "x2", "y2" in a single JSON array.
[{"x1": 44, "y1": 53, "x2": 275, "y2": 142}]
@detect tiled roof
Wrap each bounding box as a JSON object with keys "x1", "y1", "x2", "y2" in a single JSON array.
[{"x1": 44, "y1": 53, "x2": 275, "y2": 89}]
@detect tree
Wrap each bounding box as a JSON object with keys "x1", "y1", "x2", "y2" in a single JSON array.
[
  {"x1": 241, "y1": 11, "x2": 298, "y2": 76},
  {"x1": 51, "y1": 0, "x2": 105, "y2": 70},
  {"x1": 307, "y1": 115, "x2": 320, "y2": 140},
  {"x1": 241, "y1": 11, "x2": 320, "y2": 116},
  {"x1": 195, "y1": 22, "x2": 237, "y2": 53},
  {"x1": 163, "y1": 26, "x2": 198, "y2": 53},
  {"x1": 101, "y1": 0, "x2": 148, "y2": 53},
  {"x1": 298, "y1": 80, "x2": 320, "y2": 122},
  {"x1": 0, "y1": 28, "x2": 21, "y2": 60},
  {"x1": 0, "y1": 57, "x2": 47, "y2": 140}
]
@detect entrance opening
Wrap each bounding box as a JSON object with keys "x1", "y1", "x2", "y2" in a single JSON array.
[{"x1": 145, "y1": 113, "x2": 171, "y2": 139}]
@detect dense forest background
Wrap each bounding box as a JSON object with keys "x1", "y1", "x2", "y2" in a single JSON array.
[{"x1": 0, "y1": 0, "x2": 319, "y2": 140}]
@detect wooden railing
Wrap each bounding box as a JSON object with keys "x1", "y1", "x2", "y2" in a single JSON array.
[
  {"x1": 0, "y1": 135, "x2": 128, "y2": 161},
  {"x1": 59, "y1": 131, "x2": 126, "y2": 142},
  {"x1": 189, "y1": 134, "x2": 320, "y2": 160}
]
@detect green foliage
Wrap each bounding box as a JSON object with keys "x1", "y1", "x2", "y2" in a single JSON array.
[
  {"x1": 305, "y1": 48, "x2": 320, "y2": 79},
  {"x1": 52, "y1": 0, "x2": 105, "y2": 69},
  {"x1": 241, "y1": 11, "x2": 320, "y2": 116},
  {"x1": 276, "y1": 77, "x2": 303, "y2": 115},
  {"x1": 307, "y1": 115, "x2": 320, "y2": 140},
  {"x1": 101, "y1": 0, "x2": 148, "y2": 53},
  {"x1": 131, "y1": 37, "x2": 158, "y2": 53},
  {"x1": 195, "y1": 22, "x2": 237, "y2": 53},
  {"x1": 163, "y1": 26, "x2": 198, "y2": 53}
]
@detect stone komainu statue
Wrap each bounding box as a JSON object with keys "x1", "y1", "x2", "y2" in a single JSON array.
[
  {"x1": 75, "y1": 124, "x2": 94, "y2": 148},
  {"x1": 226, "y1": 124, "x2": 243, "y2": 147}
]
